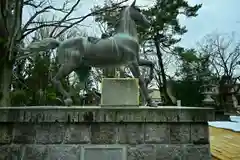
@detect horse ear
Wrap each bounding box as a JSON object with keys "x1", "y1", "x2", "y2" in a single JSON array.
[{"x1": 131, "y1": 0, "x2": 136, "y2": 7}]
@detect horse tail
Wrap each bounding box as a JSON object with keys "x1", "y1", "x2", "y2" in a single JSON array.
[{"x1": 23, "y1": 38, "x2": 60, "y2": 53}]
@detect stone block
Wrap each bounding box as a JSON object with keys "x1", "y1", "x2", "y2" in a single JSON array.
[
  {"x1": 0, "y1": 145, "x2": 10, "y2": 160},
  {"x1": 144, "y1": 123, "x2": 170, "y2": 144},
  {"x1": 47, "y1": 145, "x2": 80, "y2": 160},
  {"x1": 170, "y1": 123, "x2": 190, "y2": 144},
  {"x1": 101, "y1": 78, "x2": 139, "y2": 106},
  {"x1": 118, "y1": 124, "x2": 144, "y2": 144},
  {"x1": 0, "y1": 145, "x2": 23, "y2": 159},
  {"x1": 23, "y1": 145, "x2": 48, "y2": 160},
  {"x1": 114, "y1": 109, "x2": 146, "y2": 122},
  {"x1": 190, "y1": 123, "x2": 209, "y2": 144},
  {"x1": 95, "y1": 110, "x2": 118, "y2": 122},
  {"x1": 0, "y1": 124, "x2": 13, "y2": 144},
  {"x1": 6, "y1": 110, "x2": 22, "y2": 122},
  {"x1": 128, "y1": 144, "x2": 156, "y2": 160},
  {"x1": 156, "y1": 144, "x2": 184, "y2": 160},
  {"x1": 13, "y1": 124, "x2": 36, "y2": 143},
  {"x1": 82, "y1": 145, "x2": 126, "y2": 160},
  {"x1": 35, "y1": 123, "x2": 65, "y2": 144},
  {"x1": 22, "y1": 110, "x2": 67, "y2": 123},
  {"x1": 183, "y1": 144, "x2": 211, "y2": 160},
  {"x1": 10, "y1": 144, "x2": 23, "y2": 160},
  {"x1": 144, "y1": 110, "x2": 167, "y2": 122},
  {"x1": 91, "y1": 123, "x2": 117, "y2": 144},
  {"x1": 64, "y1": 124, "x2": 91, "y2": 144},
  {"x1": 0, "y1": 110, "x2": 9, "y2": 122}
]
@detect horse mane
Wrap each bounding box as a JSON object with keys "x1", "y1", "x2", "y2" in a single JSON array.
[
  {"x1": 114, "y1": 5, "x2": 138, "y2": 40},
  {"x1": 113, "y1": 6, "x2": 129, "y2": 30}
]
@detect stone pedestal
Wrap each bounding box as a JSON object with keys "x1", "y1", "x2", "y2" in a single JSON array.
[
  {"x1": 0, "y1": 106, "x2": 214, "y2": 160},
  {"x1": 101, "y1": 78, "x2": 139, "y2": 106}
]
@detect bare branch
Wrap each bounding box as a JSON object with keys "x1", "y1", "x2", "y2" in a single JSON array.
[
  {"x1": 23, "y1": 0, "x2": 46, "y2": 8},
  {"x1": 49, "y1": 0, "x2": 81, "y2": 37},
  {"x1": 54, "y1": 0, "x2": 127, "y2": 38},
  {"x1": 21, "y1": 0, "x2": 127, "y2": 40},
  {"x1": 198, "y1": 32, "x2": 240, "y2": 78},
  {"x1": 22, "y1": 1, "x2": 70, "y2": 33},
  {"x1": 97, "y1": 22, "x2": 108, "y2": 34}
]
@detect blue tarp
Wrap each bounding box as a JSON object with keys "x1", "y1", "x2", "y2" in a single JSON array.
[{"x1": 208, "y1": 116, "x2": 240, "y2": 132}]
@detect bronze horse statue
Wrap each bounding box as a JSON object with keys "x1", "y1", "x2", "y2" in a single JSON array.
[{"x1": 23, "y1": 0, "x2": 157, "y2": 106}]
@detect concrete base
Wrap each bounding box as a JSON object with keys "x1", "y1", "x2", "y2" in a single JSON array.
[
  {"x1": 0, "y1": 106, "x2": 214, "y2": 160},
  {"x1": 101, "y1": 78, "x2": 139, "y2": 106}
]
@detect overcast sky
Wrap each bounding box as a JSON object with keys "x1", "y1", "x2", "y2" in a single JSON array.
[
  {"x1": 23, "y1": 0, "x2": 240, "y2": 48},
  {"x1": 21, "y1": 0, "x2": 240, "y2": 81},
  {"x1": 22, "y1": 0, "x2": 240, "y2": 76},
  {"x1": 70, "y1": 0, "x2": 240, "y2": 48}
]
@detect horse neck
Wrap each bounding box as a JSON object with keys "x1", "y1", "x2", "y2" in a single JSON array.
[{"x1": 116, "y1": 15, "x2": 138, "y2": 41}]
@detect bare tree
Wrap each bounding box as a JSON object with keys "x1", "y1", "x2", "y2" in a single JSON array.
[
  {"x1": 198, "y1": 32, "x2": 240, "y2": 114},
  {"x1": 0, "y1": 0, "x2": 126, "y2": 106},
  {"x1": 198, "y1": 32, "x2": 240, "y2": 78}
]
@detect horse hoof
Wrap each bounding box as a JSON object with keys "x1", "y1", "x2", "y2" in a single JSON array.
[
  {"x1": 148, "y1": 101, "x2": 158, "y2": 107},
  {"x1": 64, "y1": 98, "x2": 73, "y2": 106}
]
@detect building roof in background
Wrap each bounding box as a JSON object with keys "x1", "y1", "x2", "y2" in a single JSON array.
[{"x1": 148, "y1": 89, "x2": 161, "y2": 99}]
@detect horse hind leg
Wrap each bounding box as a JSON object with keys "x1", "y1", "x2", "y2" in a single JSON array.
[
  {"x1": 138, "y1": 59, "x2": 154, "y2": 87},
  {"x1": 52, "y1": 62, "x2": 77, "y2": 106},
  {"x1": 129, "y1": 63, "x2": 157, "y2": 107}
]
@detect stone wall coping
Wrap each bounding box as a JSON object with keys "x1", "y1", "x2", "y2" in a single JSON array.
[
  {"x1": 0, "y1": 106, "x2": 214, "y2": 110},
  {"x1": 0, "y1": 106, "x2": 214, "y2": 122},
  {"x1": 82, "y1": 144, "x2": 127, "y2": 148}
]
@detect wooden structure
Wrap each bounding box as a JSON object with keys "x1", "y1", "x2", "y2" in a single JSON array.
[{"x1": 209, "y1": 126, "x2": 240, "y2": 160}]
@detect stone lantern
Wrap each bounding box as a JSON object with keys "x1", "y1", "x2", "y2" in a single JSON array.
[
  {"x1": 201, "y1": 78, "x2": 217, "y2": 108},
  {"x1": 201, "y1": 84, "x2": 216, "y2": 107}
]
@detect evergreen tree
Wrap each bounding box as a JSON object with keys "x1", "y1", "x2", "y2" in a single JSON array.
[{"x1": 92, "y1": 0, "x2": 202, "y2": 105}]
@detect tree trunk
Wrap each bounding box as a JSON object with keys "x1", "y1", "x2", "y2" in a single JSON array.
[
  {"x1": 0, "y1": 9, "x2": 11, "y2": 106},
  {"x1": 103, "y1": 68, "x2": 116, "y2": 78},
  {"x1": 0, "y1": 0, "x2": 24, "y2": 106},
  {"x1": 0, "y1": 59, "x2": 12, "y2": 106},
  {"x1": 154, "y1": 36, "x2": 174, "y2": 105}
]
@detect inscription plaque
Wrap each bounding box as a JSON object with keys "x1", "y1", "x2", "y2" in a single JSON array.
[
  {"x1": 101, "y1": 78, "x2": 139, "y2": 106},
  {"x1": 81, "y1": 145, "x2": 127, "y2": 160}
]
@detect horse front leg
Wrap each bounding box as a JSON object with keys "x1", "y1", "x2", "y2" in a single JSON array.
[
  {"x1": 129, "y1": 62, "x2": 157, "y2": 107},
  {"x1": 52, "y1": 62, "x2": 77, "y2": 106},
  {"x1": 138, "y1": 59, "x2": 154, "y2": 87}
]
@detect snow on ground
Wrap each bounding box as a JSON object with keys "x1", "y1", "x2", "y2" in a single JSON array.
[{"x1": 208, "y1": 116, "x2": 240, "y2": 132}]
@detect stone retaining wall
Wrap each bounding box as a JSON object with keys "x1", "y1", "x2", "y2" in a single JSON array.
[{"x1": 0, "y1": 106, "x2": 214, "y2": 160}]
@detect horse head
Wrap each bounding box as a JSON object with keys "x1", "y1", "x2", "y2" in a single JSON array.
[{"x1": 128, "y1": 0, "x2": 151, "y2": 27}]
